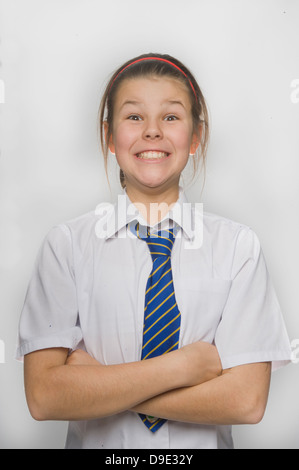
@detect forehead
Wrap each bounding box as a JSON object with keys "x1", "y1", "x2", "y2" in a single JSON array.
[{"x1": 114, "y1": 75, "x2": 192, "y2": 109}]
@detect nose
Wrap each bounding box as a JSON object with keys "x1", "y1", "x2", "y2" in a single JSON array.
[{"x1": 142, "y1": 118, "x2": 163, "y2": 140}]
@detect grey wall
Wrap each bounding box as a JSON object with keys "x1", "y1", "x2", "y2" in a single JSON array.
[{"x1": 0, "y1": 0, "x2": 298, "y2": 448}]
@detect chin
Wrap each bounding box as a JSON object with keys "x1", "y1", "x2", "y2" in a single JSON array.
[
  {"x1": 138, "y1": 177, "x2": 169, "y2": 188},
  {"x1": 127, "y1": 172, "x2": 180, "y2": 193}
]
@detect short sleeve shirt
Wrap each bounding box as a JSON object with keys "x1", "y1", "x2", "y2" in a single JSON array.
[{"x1": 17, "y1": 188, "x2": 292, "y2": 449}]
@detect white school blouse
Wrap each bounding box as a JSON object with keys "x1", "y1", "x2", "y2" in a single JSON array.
[{"x1": 17, "y1": 188, "x2": 291, "y2": 449}]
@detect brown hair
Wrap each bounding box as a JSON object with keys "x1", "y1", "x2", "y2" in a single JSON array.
[{"x1": 98, "y1": 53, "x2": 209, "y2": 188}]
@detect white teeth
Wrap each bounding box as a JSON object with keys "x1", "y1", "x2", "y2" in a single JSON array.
[{"x1": 137, "y1": 151, "x2": 169, "y2": 159}]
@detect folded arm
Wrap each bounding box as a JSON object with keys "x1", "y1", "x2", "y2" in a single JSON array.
[
  {"x1": 132, "y1": 361, "x2": 271, "y2": 425},
  {"x1": 24, "y1": 343, "x2": 270, "y2": 425},
  {"x1": 24, "y1": 341, "x2": 220, "y2": 421}
]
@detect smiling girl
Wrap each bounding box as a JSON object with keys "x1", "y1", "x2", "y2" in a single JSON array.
[{"x1": 17, "y1": 53, "x2": 291, "y2": 449}]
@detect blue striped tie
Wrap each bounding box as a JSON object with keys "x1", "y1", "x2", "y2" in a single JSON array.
[{"x1": 134, "y1": 222, "x2": 181, "y2": 432}]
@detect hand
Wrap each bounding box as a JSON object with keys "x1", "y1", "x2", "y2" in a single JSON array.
[
  {"x1": 66, "y1": 349, "x2": 102, "y2": 367},
  {"x1": 175, "y1": 341, "x2": 222, "y2": 387}
]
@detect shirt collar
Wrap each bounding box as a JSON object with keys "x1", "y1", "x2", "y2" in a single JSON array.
[{"x1": 97, "y1": 186, "x2": 195, "y2": 241}]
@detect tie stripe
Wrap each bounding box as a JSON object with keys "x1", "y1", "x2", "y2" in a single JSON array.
[
  {"x1": 149, "y1": 258, "x2": 169, "y2": 278},
  {"x1": 147, "y1": 242, "x2": 173, "y2": 253},
  {"x1": 143, "y1": 302, "x2": 177, "y2": 335},
  {"x1": 146, "y1": 279, "x2": 173, "y2": 306},
  {"x1": 145, "y1": 267, "x2": 172, "y2": 294},
  {"x1": 131, "y1": 222, "x2": 181, "y2": 433},
  {"x1": 142, "y1": 314, "x2": 181, "y2": 350},
  {"x1": 142, "y1": 327, "x2": 180, "y2": 360},
  {"x1": 144, "y1": 291, "x2": 175, "y2": 319}
]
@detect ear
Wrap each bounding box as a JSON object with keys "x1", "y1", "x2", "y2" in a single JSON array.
[
  {"x1": 189, "y1": 129, "x2": 201, "y2": 155},
  {"x1": 103, "y1": 121, "x2": 116, "y2": 154}
]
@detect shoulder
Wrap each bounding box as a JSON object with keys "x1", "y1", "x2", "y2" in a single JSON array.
[
  {"x1": 201, "y1": 210, "x2": 261, "y2": 259},
  {"x1": 42, "y1": 205, "x2": 110, "y2": 252},
  {"x1": 202, "y1": 210, "x2": 249, "y2": 233},
  {"x1": 45, "y1": 209, "x2": 96, "y2": 239},
  {"x1": 202, "y1": 210, "x2": 255, "y2": 238}
]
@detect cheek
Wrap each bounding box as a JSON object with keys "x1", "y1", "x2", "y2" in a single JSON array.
[
  {"x1": 113, "y1": 123, "x2": 139, "y2": 155},
  {"x1": 172, "y1": 126, "x2": 193, "y2": 153}
]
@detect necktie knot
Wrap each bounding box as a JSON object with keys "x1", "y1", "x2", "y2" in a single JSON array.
[{"x1": 136, "y1": 223, "x2": 175, "y2": 260}]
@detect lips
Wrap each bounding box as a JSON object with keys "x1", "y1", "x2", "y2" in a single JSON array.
[{"x1": 136, "y1": 151, "x2": 170, "y2": 159}]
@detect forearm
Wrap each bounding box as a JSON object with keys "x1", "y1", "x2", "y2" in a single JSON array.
[
  {"x1": 25, "y1": 341, "x2": 222, "y2": 422},
  {"x1": 132, "y1": 374, "x2": 243, "y2": 425},
  {"x1": 132, "y1": 362, "x2": 271, "y2": 425},
  {"x1": 26, "y1": 351, "x2": 184, "y2": 421}
]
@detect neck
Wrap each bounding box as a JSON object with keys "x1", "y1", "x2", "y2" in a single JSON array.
[{"x1": 126, "y1": 184, "x2": 180, "y2": 225}]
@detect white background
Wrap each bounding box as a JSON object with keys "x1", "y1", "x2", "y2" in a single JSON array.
[{"x1": 0, "y1": 0, "x2": 298, "y2": 448}]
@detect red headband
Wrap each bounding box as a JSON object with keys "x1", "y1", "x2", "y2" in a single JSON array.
[{"x1": 109, "y1": 56, "x2": 197, "y2": 101}]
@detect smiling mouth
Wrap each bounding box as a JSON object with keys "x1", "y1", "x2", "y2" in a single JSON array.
[{"x1": 136, "y1": 151, "x2": 170, "y2": 159}]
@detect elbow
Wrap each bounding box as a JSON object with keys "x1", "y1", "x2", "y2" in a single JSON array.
[
  {"x1": 246, "y1": 404, "x2": 266, "y2": 425},
  {"x1": 26, "y1": 390, "x2": 48, "y2": 421},
  {"x1": 24, "y1": 348, "x2": 69, "y2": 421},
  {"x1": 239, "y1": 394, "x2": 267, "y2": 425},
  {"x1": 222, "y1": 362, "x2": 271, "y2": 425},
  {"x1": 28, "y1": 405, "x2": 47, "y2": 422},
  {"x1": 25, "y1": 381, "x2": 54, "y2": 421}
]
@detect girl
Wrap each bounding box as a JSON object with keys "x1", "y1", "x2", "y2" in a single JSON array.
[{"x1": 17, "y1": 53, "x2": 291, "y2": 449}]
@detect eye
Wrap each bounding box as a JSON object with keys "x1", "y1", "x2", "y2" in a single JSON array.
[
  {"x1": 164, "y1": 115, "x2": 178, "y2": 122},
  {"x1": 128, "y1": 114, "x2": 142, "y2": 121}
]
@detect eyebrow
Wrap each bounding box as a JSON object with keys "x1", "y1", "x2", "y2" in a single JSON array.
[
  {"x1": 120, "y1": 99, "x2": 186, "y2": 110},
  {"x1": 119, "y1": 100, "x2": 141, "y2": 110},
  {"x1": 165, "y1": 100, "x2": 186, "y2": 109}
]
